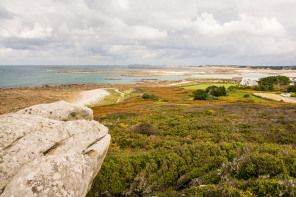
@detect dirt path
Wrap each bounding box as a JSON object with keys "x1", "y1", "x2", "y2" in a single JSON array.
[
  {"x1": 114, "y1": 89, "x2": 125, "y2": 103},
  {"x1": 254, "y1": 93, "x2": 296, "y2": 103}
]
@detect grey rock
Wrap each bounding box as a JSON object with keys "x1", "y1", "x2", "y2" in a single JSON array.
[
  {"x1": 0, "y1": 101, "x2": 110, "y2": 197},
  {"x1": 16, "y1": 101, "x2": 93, "y2": 121}
]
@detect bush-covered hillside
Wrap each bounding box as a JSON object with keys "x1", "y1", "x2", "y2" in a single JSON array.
[{"x1": 88, "y1": 86, "x2": 296, "y2": 197}]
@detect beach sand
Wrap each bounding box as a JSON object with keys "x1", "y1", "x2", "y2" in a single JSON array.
[
  {"x1": 72, "y1": 89, "x2": 110, "y2": 106},
  {"x1": 59, "y1": 66, "x2": 296, "y2": 77}
]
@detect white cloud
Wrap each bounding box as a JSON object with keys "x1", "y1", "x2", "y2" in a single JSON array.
[
  {"x1": 0, "y1": 0, "x2": 296, "y2": 65},
  {"x1": 1, "y1": 23, "x2": 52, "y2": 39},
  {"x1": 131, "y1": 26, "x2": 167, "y2": 40},
  {"x1": 194, "y1": 12, "x2": 287, "y2": 37},
  {"x1": 117, "y1": 0, "x2": 129, "y2": 9},
  {"x1": 0, "y1": 47, "x2": 12, "y2": 56}
]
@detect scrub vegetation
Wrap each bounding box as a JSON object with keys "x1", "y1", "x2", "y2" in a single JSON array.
[
  {"x1": 87, "y1": 83, "x2": 296, "y2": 197},
  {"x1": 184, "y1": 83, "x2": 235, "y2": 90},
  {"x1": 255, "y1": 76, "x2": 291, "y2": 91}
]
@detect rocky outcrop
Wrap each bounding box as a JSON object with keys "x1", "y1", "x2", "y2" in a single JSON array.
[
  {"x1": 0, "y1": 101, "x2": 110, "y2": 197},
  {"x1": 16, "y1": 100, "x2": 94, "y2": 121}
]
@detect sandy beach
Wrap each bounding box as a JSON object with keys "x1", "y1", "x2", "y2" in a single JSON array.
[
  {"x1": 58, "y1": 66, "x2": 296, "y2": 77},
  {"x1": 72, "y1": 89, "x2": 110, "y2": 106},
  {"x1": 58, "y1": 70, "x2": 205, "y2": 76}
]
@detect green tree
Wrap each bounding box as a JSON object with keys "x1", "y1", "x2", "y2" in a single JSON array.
[
  {"x1": 259, "y1": 76, "x2": 290, "y2": 86},
  {"x1": 288, "y1": 85, "x2": 296, "y2": 92},
  {"x1": 192, "y1": 89, "x2": 208, "y2": 100},
  {"x1": 256, "y1": 76, "x2": 291, "y2": 91},
  {"x1": 206, "y1": 86, "x2": 227, "y2": 97}
]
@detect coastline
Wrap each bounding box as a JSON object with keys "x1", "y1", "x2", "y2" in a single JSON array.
[
  {"x1": 2, "y1": 65, "x2": 296, "y2": 114},
  {"x1": 58, "y1": 66, "x2": 296, "y2": 77},
  {"x1": 0, "y1": 79, "x2": 190, "y2": 114},
  {"x1": 2, "y1": 66, "x2": 296, "y2": 89}
]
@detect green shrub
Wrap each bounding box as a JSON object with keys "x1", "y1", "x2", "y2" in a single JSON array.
[
  {"x1": 244, "y1": 94, "x2": 250, "y2": 98},
  {"x1": 192, "y1": 86, "x2": 226, "y2": 100},
  {"x1": 288, "y1": 85, "x2": 296, "y2": 92},
  {"x1": 237, "y1": 153, "x2": 287, "y2": 180},
  {"x1": 256, "y1": 76, "x2": 291, "y2": 91},
  {"x1": 237, "y1": 179, "x2": 296, "y2": 197},
  {"x1": 88, "y1": 99, "x2": 296, "y2": 197},
  {"x1": 142, "y1": 93, "x2": 159, "y2": 100},
  {"x1": 259, "y1": 76, "x2": 290, "y2": 86},
  {"x1": 199, "y1": 170, "x2": 221, "y2": 184},
  {"x1": 191, "y1": 184, "x2": 253, "y2": 197},
  {"x1": 239, "y1": 86, "x2": 251, "y2": 90},
  {"x1": 126, "y1": 123, "x2": 159, "y2": 136},
  {"x1": 227, "y1": 85, "x2": 240, "y2": 92},
  {"x1": 254, "y1": 85, "x2": 273, "y2": 91},
  {"x1": 192, "y1": 89, "x2": 208, "y2": 100},
  {"x1": 206, "y1": 86, "x2": 227, "y2": 97}
]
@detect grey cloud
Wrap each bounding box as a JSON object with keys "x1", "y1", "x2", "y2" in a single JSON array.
[
  {"x1": 0, "y1": 0, "x2": 296, "y2": 65},
  {"x1": 0, "y1": 6, "x2": 14, "y2": 19}
]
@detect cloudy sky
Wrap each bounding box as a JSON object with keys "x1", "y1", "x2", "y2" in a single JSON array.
[{"x1": 0, "y1": 0, "x2": 296, "y2": 66}]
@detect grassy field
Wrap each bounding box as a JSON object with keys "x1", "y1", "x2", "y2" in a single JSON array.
[
  {"x1": 183, "y1": 83, "x2": 237, "y2": 90},
  {"x1": 228, "y1": 90, "x2": 273, "y2": 103},
  {"x1": 87, "y1": 86, "x2": 296, "y2": 197}
]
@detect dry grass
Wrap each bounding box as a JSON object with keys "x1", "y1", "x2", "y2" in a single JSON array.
[{"x1": 254, "y1": 93, "x2": 296, "y2": 103}]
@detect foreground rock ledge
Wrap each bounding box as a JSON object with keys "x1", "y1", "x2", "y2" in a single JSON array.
[{"x1": 0, "y1": 101, "x2": 110, "y2": 197}]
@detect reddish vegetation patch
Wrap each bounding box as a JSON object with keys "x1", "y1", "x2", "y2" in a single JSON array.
[
  {"x1": 92, "y1": 87, "x2": 230, "y2": 117},
  {"x1": 91, "y1": 86, "x2": 290, "y2": 118},
  {"x1": 143, "y1": 87, "x2": 190, "y2": 101},
  {"x1": 92, "y1": 97, "x2": 154, "y2": 117}
]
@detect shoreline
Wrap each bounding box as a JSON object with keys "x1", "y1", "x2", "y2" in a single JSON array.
[
  {"x1": 0, "y1": 79, "x2": 192, "y2": 114},
  {"x1": 58, "y1": 66, "x2": 296, "y2": 77},
  {"x1": 2, "y1": 66, "x2": 296, "y2": 89},
  {"x1": 2, "y1": 69, "x2": 296, "y2": 114}
]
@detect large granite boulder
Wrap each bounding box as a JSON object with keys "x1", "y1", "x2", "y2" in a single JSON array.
[
  {"x1": 0, "y1": 101, "x2": 110, "y2": 197},
  {"x1": 16, "y1": 100, "x2": 94, "y2": 121}
]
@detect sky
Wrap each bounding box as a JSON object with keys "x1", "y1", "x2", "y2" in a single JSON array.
[{"x1": 0, "y1": 0, "x2": 296, "y2": 66}]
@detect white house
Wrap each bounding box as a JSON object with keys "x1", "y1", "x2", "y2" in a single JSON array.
[
  {"x1": 290, "y1": 77, "x2": 296, "y2": 85},
  {"x1": 240, "y1": 78, "x2": 258, "y2": 86}
]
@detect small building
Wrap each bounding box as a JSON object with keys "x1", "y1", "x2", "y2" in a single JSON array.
[
  {"x1": 290, "y1": 77, "x2": 296, "y2": 85},
  {"x1": 240, "y1": 79, "x2": 258, "y2": 86}
]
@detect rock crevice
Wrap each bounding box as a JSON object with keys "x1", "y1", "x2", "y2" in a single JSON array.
[{"x1": 0, "y1": 101, "x2": 110, "y2": 197}]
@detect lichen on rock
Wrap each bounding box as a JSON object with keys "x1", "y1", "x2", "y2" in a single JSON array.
[{"x1": 0, "y1": 101, "x2": 110, "y2": 197}]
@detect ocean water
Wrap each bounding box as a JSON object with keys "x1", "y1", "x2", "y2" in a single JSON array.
[{"x1": 0, "y1": 65, "x2": 292, "y2": 88}]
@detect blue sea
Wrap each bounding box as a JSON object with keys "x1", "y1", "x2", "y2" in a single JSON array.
[{"x1": 0, "y1": 65, "x2": 292, "y2": 88}]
